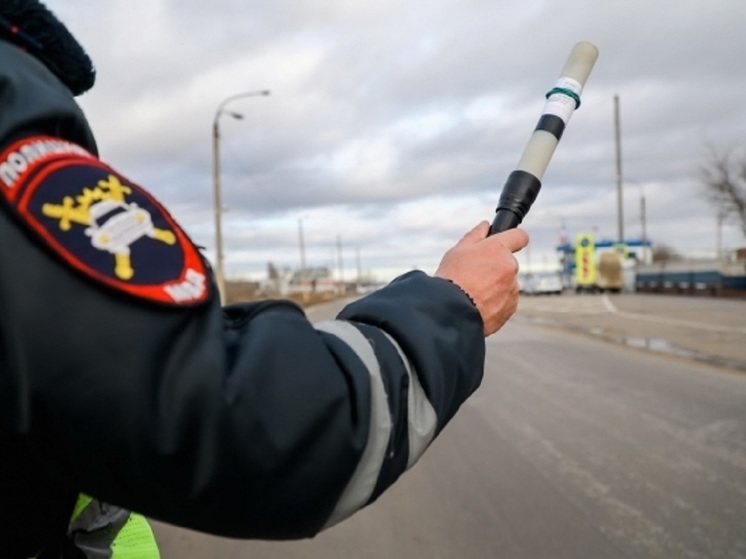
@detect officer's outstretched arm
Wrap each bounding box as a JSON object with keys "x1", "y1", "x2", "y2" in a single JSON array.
[{"x1": 0, "y1": 39, "x2": 517, "y2": 542}]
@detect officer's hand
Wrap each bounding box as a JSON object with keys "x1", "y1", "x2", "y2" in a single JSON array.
[{"x1": 435, "y1": 221, "x2": 529, "y2": 337}]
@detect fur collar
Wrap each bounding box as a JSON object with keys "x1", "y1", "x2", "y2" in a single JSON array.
[{"x1": 0, "y1": 0, "x2": 95, "y2": 96}]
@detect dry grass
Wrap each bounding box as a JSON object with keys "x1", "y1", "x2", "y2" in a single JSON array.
[{"x1": 224, "y1": 281, "x2": 349, "y2": 308}]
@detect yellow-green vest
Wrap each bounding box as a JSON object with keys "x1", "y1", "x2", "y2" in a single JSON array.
[{"x1": 67, "y1": 494, "x2": 160, "y2": 558}]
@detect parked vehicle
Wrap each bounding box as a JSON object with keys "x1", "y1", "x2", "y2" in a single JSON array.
[{"x1": 520, "y1": 271, "x2": 564, "y2": 295}]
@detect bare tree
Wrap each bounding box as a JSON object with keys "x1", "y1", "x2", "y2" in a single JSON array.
[
  {"x1": 652, "y1": 243, "x2": 683, "y2": 263},
  {"x1": 700, "y1": 145, "x2": 746, "y2": 240}
]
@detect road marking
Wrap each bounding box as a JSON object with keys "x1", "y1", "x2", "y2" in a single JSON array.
[
  {"x1": 519, "y1": 297, "x2": 608, "y2": 315},
  {"x1": 602, "y1": 295, "x2": 746, "y2": 334}
]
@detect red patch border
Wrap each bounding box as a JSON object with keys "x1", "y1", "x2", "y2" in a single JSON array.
[{"x1": 1, "y1": 136, "x2": 212, "y2": 306}]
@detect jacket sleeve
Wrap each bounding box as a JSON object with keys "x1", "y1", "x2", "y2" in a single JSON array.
[
  {"x1": 0, "y1": 42, "x2": 487, "y2": 541},
  {"x1": 1, "y1": 233, "x2": 485, "y2": 539}
]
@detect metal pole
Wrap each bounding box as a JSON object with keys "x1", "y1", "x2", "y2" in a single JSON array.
[
  {"x1": 336, "y1": 234, "x2": 344, "y2": 284},
  {"x1": 211, "y1": 89, "x2": 270, "y2": 302},
  {"x1": 212, "y1": 118, "x2": 226, "y2": 301},
  {"x1": 641, "y1": 192, "x2": 648, "y2": 264},
  {"x1": 614, "y1": 94, "x2": 624, "y2": 243},
  {"x1": 356, "y1": 246, "x2": 361, "y2": 291},
  {"x1": 298, "y1": 218, "x2": 306, "y2": 275}
]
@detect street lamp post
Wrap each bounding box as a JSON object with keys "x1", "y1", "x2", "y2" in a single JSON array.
[
  {"x1": 212, "y1": 89, "x2": 270, "y2": 301},
  {"x1": 614, "y1": 94, "x2": 624, "y2": 244}
]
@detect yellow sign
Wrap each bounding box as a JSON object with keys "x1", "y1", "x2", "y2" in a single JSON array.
[{"x1": 575, "y1": 233, "x2": 596, "y2": 286}]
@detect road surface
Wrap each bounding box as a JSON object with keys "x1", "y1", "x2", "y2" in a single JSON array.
[{"x1": 151, "y1": 294, "x2": 746, "y2": 558}]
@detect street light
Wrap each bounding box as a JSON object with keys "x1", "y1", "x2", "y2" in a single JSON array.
[{"x1": 212, "y1": 89, "x2": 270, "y2": 301}]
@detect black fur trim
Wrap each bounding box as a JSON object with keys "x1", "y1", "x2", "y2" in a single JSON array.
[{"x1": 0, "y1": 0, "x2": 95, "y2": 95}]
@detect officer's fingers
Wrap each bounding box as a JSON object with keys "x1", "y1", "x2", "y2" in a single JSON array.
[
  {"x1": 491, "y1": 228, "x2": 530, "y2": 253},
  {"x1": 457, "y1": 221, "x2": 491, "y2": 246}
]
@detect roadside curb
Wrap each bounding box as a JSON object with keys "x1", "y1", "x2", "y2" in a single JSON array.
[{"x1": 515, "y1": 313, "x2": 746, "y2": 373}]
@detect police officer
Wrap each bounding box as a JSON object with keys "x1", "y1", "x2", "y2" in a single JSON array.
[{"x1": 0, "y1": 2, "x2": 528, "y2": 558}]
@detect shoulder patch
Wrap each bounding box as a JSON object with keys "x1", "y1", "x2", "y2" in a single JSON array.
[{"x1": 0, "y1": 136, "x2": 212, "y2": 306}]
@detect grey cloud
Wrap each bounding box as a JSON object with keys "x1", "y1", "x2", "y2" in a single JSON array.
[{"x1": 51, "y1": 0, "x2": 746, "y2": 278}]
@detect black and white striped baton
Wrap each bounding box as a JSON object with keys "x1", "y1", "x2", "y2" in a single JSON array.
[{"x1": 489, "y1": 42, "x2": 599, "y2": 235}]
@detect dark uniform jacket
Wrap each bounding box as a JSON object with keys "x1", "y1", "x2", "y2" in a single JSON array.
[{"x1": 0, "y1": 42, "x2": 485, "y2": 558}]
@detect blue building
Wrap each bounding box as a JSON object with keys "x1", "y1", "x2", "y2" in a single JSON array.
[{"x1": 556, "y1": 237, "x2": 746, "y2": 296}]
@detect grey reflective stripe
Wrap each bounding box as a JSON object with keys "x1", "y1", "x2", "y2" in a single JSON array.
[
  {"x1": 316, "y1": 320, "x2": 392, "y2": 529},
  {"x1": 68, "y1": 499, "x2": 130, "y2": 559},
  {"x1": 379, "y1": 331, "x2": 437, "y2": 468}
]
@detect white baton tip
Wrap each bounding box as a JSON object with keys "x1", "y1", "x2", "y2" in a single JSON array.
[{"x1": 562, "y1": 42, "x2": 599, "y2": 86}]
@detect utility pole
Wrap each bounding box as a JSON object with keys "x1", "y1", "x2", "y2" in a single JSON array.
[
  {"x1": 298, "y1": 218, "x2": 306, "y2": 276},
  {"x1": 336, "y1": 234, "x2": 344, "y2": 283},
  {"x1": 356, "y1": 246, "x2": 362, "y2": 291},
  {"x1": 614, "y1": 94, "x2": 624, "y2": 243},
  {"x1": 640, "y1": 191, "x2": 648, "y2": 263}
]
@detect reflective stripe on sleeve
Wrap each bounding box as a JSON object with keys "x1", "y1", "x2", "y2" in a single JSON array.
[
  {"x1": 315, "y1": 320, "x2": 392, "y2": 529},
  {"x1": 379, "y1": 331, "x2": 437, "y2": 468},
  {"x1": 315, "y1": 320, "x2": 439, "y2": 527}
]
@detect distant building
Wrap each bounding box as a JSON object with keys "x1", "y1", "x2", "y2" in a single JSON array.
[
  {"x1": 556, "y1": 236, "x2": 746, "y2": 297},
  {"x1": 556, "y1": 236, "x2": 651, "y2": 292}
]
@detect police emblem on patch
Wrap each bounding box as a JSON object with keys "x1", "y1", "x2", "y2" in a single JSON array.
[{"x1": 0, "y1": 136, "x2": 211, "y2": 306}]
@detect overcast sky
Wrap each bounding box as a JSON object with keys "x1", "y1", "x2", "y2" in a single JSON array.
[{"x1": 51, "y1": 0, "x2": 746, "y2": 280}]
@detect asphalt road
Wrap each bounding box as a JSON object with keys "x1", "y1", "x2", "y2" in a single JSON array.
[
  {"x1": 151, "y1": 294, "x2": 746, "y2": 558},
  {"x1": 517, "y1": 293, "x2": 746, "y2": 371}
]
